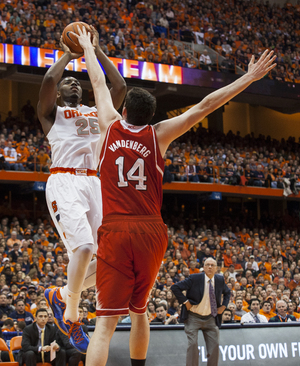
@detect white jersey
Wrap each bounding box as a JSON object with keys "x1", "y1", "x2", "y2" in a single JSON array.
[{"x1": 47, "y1": 105, "x2": 101, "y2": 169}]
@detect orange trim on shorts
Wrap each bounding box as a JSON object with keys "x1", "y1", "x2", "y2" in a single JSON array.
[
  {"x1": 50, "y1": 167, "x2": 98, "y2": 176},
  {"x1": 102, "y1": 215, "x2": 163, "y2": 223}
]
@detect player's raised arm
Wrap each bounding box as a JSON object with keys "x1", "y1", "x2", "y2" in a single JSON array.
[
  {"x1": 74, "y1": 26, "x2": 121, "y2": 132},
  {"x1": 90, "y1": 26, "x2": 126, "y2": 110},
  {"x1": 155, "y1": 50, "x2": 277, "y2": 156},
  {"x1": 37, "y1": 40, "x2": 83, "y2": 136}
]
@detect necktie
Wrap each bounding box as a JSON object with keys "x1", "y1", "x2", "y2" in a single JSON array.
[
  {"x1": 254, "y1": 315, "x2": 260, "y2": 323},
  {"x1": 209, "y1": 279, "x2": 218, "y2": 317},
  {"x1": 41, "y1": 329, "x2": 45, "y2": 363}
]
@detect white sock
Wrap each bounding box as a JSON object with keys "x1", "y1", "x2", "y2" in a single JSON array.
[{"x1": 64, "y1": 288, "x2": 81, "y2": 322}]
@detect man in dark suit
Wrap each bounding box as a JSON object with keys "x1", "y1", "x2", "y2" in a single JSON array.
[
  {"x1": 18, "y1": 308, "x2": 66, "y2": 366},
  {"x1": 171, "y1": 258, "x2": 230, "y2": 366}
]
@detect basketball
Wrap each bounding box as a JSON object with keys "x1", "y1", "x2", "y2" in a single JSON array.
[{"x1": 62, "y1": 22, "x2": 93, "y2": 54}]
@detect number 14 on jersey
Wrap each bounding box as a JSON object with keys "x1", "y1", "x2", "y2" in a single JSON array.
[{"x1": 115, "y1": 156, "x2": 147, "y2": 191}]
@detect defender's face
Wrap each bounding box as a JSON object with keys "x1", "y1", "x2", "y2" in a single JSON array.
[{"x1": 58, "y1": 77, "x2": 82, "y2": 101}]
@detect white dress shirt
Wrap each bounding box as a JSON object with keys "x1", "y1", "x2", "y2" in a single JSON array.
[
  {"x1": 190, "y1": 274, "x2": 214, "y2": 316},
  {"x1": 240, "y1": 312, "x2": 268, "y2": 324}
]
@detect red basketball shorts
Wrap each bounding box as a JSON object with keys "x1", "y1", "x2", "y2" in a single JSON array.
[{"x1": 96, "y1": 215, "x2": 168, "y2": 317}]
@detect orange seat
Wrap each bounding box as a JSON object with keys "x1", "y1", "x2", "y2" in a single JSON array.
[
  {"x1": 0, "y1": 338, "x2": 9, "y2": 352},
  {"x1": 9, "y1": 336, "x2": 22, "y2": 362},
  {"x1": 0, "y1": 338, "x2": 19, "y2": 366},
  {"x1": 36, "y1": 363, "x2": 52, "y2": 366}
]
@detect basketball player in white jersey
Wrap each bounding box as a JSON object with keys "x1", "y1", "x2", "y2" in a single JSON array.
[{"x1": 37, "y1": 27, "x2": 126, "y2": 353}]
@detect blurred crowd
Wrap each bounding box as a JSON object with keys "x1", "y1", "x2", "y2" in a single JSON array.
[
  {"x1": 2, "y1": 107, "x2": 300, "y2": 197},
  {"x1": 0, "y1": 101, "x2": 50, "y2": 172},
  {"x1": 1, "y1": 210, "x2": 300, "y2": 328},
  {"x1": 164, "y1": 126, "x2": 300, "y2": 194},
  {"x1": 0, "y1": 216, "x2": 97, "y2": 325},
  {"x1": 0, "y1": 0, "x2": 298, "y2": 80}
]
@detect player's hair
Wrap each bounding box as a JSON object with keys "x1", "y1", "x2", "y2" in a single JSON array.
[{"x1": 124, "y1": 87, "x2": 156, "y2": 126}]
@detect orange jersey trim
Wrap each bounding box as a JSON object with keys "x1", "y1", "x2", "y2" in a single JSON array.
[{"x1": 50, "y1": 167, "x2": 98, "y2": 176}]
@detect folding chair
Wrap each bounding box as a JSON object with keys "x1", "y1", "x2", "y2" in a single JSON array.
[
  {"x1": 8, "y1": 336, "x2": 22, "y2": 363},
  {"x1": 0, "y1": 338, "x2": 19, "y2": 365}
]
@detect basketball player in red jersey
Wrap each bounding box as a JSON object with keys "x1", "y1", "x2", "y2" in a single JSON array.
[
  {"x1": 38, "y1": 27, "x2": 126, "y2": 353},
  {"x1": 74, "y1": 27, "x2": 276, "y2": 366}
]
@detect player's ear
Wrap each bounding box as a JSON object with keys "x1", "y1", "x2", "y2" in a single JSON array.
[
  {"x1": 57, "y1": 91, "x2": 61, "y2": 99},
  {"x1": 122, "y1": 106, "x2": 127, "y2": 119}
]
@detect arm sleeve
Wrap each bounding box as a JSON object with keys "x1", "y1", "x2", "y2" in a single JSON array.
[
  {"x1": 21, "y1": 327, "x2": 39, "y2": 354},
  {"x1": 221, "y1": 279, "x2": 231, "y2": 307},
  {"x1": 171, "y1": 276, "x2": 193, "y2": 304}
]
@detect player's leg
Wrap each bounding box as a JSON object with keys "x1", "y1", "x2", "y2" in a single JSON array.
[
  {"x1": 60, "y1": 243, "x2": 94, "y2": 321},
  {"x1": 129, "y1": 311, "x2": 149, "y2": 365},
  {"x1": 45, "y1": 175, "x2": 93, "y2": 352},
  {"x1": 86, "y1": 316, "x2": 119, "y2": 366},
  {"x1": 128, "y1": 217, "x2": 168, "y2": 366},
  {"x1": 81, "y1": 258, "x2": 97, "y2": 290}
]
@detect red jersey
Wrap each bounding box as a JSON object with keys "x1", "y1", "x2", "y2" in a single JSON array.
[{"x1": 99, "y1": 120, "x2": 164, "y2": 217}]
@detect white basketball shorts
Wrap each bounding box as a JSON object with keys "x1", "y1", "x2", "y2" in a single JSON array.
[{"x1": 46, "y1": 173, "x2": 102, "y2": 257}]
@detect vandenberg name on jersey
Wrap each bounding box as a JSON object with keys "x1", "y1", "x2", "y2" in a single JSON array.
[{"x1": 108, "y1": 139, "x2": 151, "y2": 158}]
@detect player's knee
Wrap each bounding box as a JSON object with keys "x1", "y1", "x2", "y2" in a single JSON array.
[{"x1": 74, "y1": 244, "x2": 94, "y2": 259}]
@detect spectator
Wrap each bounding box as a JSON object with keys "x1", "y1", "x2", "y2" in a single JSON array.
[
  {"x1": 147, "y1": 300, "x2": 156, "y2": 323},
  {"x1": 47, "y1": 308, "x2": 55, "y2": 325},
  {"x1": 9, "y1": 299, "x2": 34, "y2": 325},
  {"x1": 222, "y1": 308, "x2": 235, "y2": 324},
  {"x1": 269, "y1": 300, "x2": 296, "y2": 322},
  {"x1": 235, "y1": 297, "x2": 247, "y2": 318},
  {"x1": 259, "y1": 301, "x2": 276, "y2": 321},
  {"x1": 21, "y1": 100, "x2": 35, "y2": 122},
  {"x1": 150, "y1": 302, "x2": 178, "y2": 324},
  {"x1": 0, "y1": 293, "x2": 14, "y2": 316},
  {"x1": 168, "y1": 297, "x2": 180, "y2": 316},
  {"x1": 36, "y1": 148, "x2": 50, "y2": 172},
  {"x1": 287, "y1": 301, "x2": 300, "y2": 320},
  {"x1": 199, "y1": 49, "x2": 212, "y2": 70},
  {"x1": 240, "y1": 299, "x2": 268, "y2": 324},
  {"x1": 18, "y1": 308, "x2": 65, "y2": 366}
]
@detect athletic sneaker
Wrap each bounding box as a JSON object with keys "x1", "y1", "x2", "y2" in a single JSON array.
[
  {"x1": 45, "y1": 287, "x2": 68, "y2": 335},
  {"x1": 64, "y1": 317, "x2": 90, "y2": 354}
]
